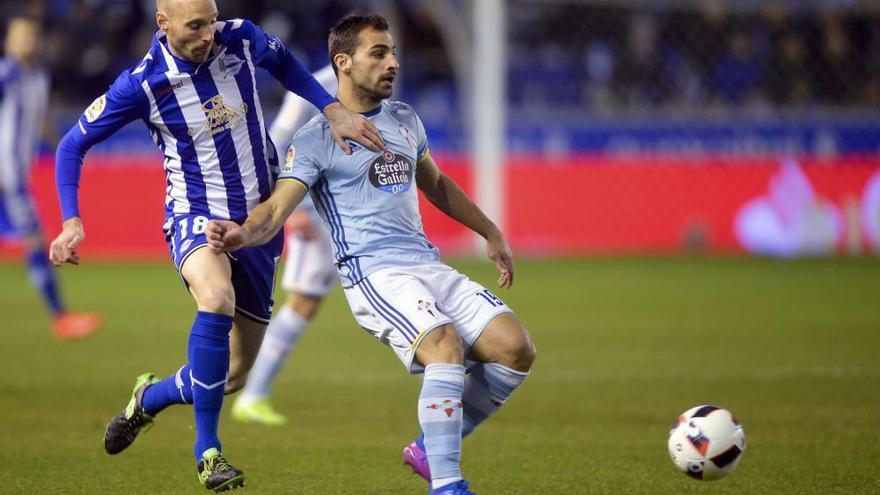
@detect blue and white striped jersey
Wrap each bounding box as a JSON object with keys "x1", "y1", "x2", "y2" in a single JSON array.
[
  {"x1": 268, "y1": 64, "x2": 338, "y2": 219},
  {"x1": 280, "y1": 100, "x2": 440, "y2": 287},
  {"x1": 0, "y1": 57, "x2": 49, "y2": 188},
  {"x1": 56, "y1": 19, "x2": 334, "y2": 223}
]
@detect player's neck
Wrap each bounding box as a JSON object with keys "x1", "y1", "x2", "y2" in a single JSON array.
[{"x1": 337, "y1": 86, "x2": 381, "y2": 114}]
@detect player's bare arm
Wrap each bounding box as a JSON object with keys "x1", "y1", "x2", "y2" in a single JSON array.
[
  {"x1": 416, "y1": 152, "x2": 514, "y2": 288},
  {"x1": 206, "y1": 180, "x2": 307, "y2": 252},
  {"x1": 322, "y1": 100, "x2": 384, "y2": 153},
  {"x1": 49, "y1": 217, "x2": 85, "y2": 266}
]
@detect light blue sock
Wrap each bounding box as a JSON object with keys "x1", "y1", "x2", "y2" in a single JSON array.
[
  {"x1": 188, "y1": 311, "x2": 233, "y2": 460},
  {"x1": 141, "y1": 365, "x2": 193, "y2": 415},
  {"x1": 238, "y1": 306, "x2": 308, "y2": 401},
  {"x1": 418, "y1": 363, "x2": 465, "y2": 489},
  {"x1": 461, "y1": 363, "x2": 529, "y2": 438}
]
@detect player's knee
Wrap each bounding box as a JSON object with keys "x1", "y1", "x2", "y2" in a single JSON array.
[
  {"x1": 514, "y1": 340, "x2": 537, "y2": 372},
  {"x1": 417, "y1": 326, "x2": 464, "y2": 366},
  {"x1": 195, "y1": 285, "x2": 235, "y2": 315},
  {"x1": 498, "y1": 334, "x2": 537, "y2": 372}
]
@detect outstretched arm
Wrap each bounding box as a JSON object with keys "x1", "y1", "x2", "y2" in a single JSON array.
[
  {"x1": 416, "y1": 152, "x2": 514, "y2": 288},
  {"x1": 50, "y1": 73, "x2": 148, "y2": 266},
  {"x1": 262, "y1": 56, "x2": 382, "y2": 153},
  {"x1": 206, "y1": 180, "x2": 308, "y2": 252},
  {"x1": 246, "y1": 21, "x2": 383, "y2": 153}
]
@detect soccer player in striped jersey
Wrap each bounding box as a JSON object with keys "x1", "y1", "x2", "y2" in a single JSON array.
[
  {"x1": 48, "y1": 0, "x2": 383, "y2": 491},
  {"x1": 207, "y1": 15, "x2": 536, "y2": 495},
  {"x1": 0, "y1": 16, "x2": 102, "y2": 340},
  {"x1": 231, "y1": 64, "x2": 339, "y2": 426}
]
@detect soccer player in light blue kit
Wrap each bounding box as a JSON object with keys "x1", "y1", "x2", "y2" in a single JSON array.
[
  {"x1": 48, "y1": 0, "x2": 382, "y2": 491},
  {"x1": 232, "y1": 65, "x2": 339, "y2": 425},
  {"x1": 207, "y1": 15, "x2": 536, "y2": 495},
  {"x1": 0, "y1": 16, "x2": 102, "y2": 339}
]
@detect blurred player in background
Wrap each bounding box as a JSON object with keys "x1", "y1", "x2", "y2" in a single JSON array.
[
  {"x1": 48, "y1": 0, "x2": 382, "y2": 491},
  {"x1": 0, "y1": 16, "x2": 102, "y2": 340},
  {"x1": 231, "y1": 64, "x2": 338, "y2": 426},
  {"x1": 207, "y1": 15, "x2": 536, "y2": 495}
]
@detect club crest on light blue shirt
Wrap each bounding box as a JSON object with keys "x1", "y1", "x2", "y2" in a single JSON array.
[{"x1": 399, "y1": 122, "x2": 416, "y2": 150}]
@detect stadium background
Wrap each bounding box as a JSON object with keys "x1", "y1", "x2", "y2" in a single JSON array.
[
  {"x1": 2, "y1": 0, "x2": 879, "y2": 258},
  {"x1": 1, "y1": 1, "x2": 879, "y2": 494}
]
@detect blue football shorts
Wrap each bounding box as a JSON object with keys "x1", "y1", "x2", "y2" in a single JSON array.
[{"x1": 163, "y1": 213, "x2": 284, "y2": 324}]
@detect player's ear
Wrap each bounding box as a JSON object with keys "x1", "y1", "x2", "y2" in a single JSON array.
[
  {"x1": 334, "y1": 53, "x2": 352, "y2": 75},
  {"x1": 156, "y1": 10, "x2": 168, "y2": 31}
]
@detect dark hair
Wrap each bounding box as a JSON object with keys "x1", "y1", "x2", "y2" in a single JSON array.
[{"x1": 328, "y1": 14, "x2": 389, "y2": 76}]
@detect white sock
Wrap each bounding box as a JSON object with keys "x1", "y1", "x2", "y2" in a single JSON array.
[{"x1": 239, "y1": 306, "x2": 308, "y2": 401}]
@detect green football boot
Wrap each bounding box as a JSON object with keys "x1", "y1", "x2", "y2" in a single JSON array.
[
  {"x1": 198, "y1": 448, "x2": 246, "y2": 492},
  {"x1": 103, "y1": 373, "x2": 160, "y2": 454},
  {"x1": 231, "y1": 397, "x2": 288, "y2": 426}
]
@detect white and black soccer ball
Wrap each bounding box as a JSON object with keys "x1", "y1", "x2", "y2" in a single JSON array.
[{"x1": 667, "y1": 405, "x2": 746, "y2": 481}]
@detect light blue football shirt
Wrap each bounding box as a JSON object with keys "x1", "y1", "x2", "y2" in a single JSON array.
[{"x1": 279, "y1": 100, "x2": 441, "y2": 287}]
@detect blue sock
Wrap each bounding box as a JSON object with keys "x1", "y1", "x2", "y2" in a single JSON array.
[
  {"x1": 418, "y1": 363, "x2": 465, "y2": 489},
  {"x1": 188, "y1": 311, "x2": 233, "y2": 460},
  {"x1": 141, "y1": 365, "x2": 193, "y2": 416},
  {"x1": 26, "y1": 247, "x2": 64, "y2": 316},
  {"x1": 461, "y1": 363, "x2": 529, "y2": 438}
]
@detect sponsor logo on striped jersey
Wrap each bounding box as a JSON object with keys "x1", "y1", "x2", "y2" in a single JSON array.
[{"x1": 188, "y1": 94, "x2": 248, "y2": 137}]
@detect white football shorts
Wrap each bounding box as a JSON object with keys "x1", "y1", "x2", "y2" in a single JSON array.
[
  {"x1": 343, "y1": 263, "x2": 513, "y2": 373},
  {"x1": 280, "y1": 227, "x2": 337, "y2": 297}
]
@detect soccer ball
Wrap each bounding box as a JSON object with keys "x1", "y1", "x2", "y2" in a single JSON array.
[{"x1": 667, "y1": 405, "x2": 746, "y2": 481}]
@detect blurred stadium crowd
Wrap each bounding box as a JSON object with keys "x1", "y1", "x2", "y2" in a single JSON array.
[
  {"x1": 2, "y1": 0, "x2": 879, "y2": 115},
  {"x1": 511, "y1": 1, "x2": 880, "y2": 113},
  {"x1": 0, "y1": 0, "x2": 449, "y2": 110}
]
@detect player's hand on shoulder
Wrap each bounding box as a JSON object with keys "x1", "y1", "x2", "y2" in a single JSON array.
[
  {"x1": 49, "y1": 217, "x2": 85, "y2": 266},
  {"x1": 206, "y1": 219, "x2": 249, "y2": 252},
  {"x1": 486, "y1": 230, "x2": 514, "y2": 289},
  {"x1": 323, "y1": 101, "x2": 384, "y2": 153}
]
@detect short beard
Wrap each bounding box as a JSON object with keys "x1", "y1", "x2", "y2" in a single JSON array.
[{"x1": 353, "y1": 82, "x2": 391, "y2": 106}]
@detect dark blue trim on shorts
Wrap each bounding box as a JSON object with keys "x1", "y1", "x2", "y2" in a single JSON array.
[
  {"x1": 362, "y1": 277, "x2": 420, "y2": 339},
  {"x1": 357, "y1": 282, "x2": 416, "y2": 343}
]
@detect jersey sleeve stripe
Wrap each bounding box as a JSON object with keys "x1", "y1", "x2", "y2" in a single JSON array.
[
  {"x1": 277, "y1": 177, "x2": 309, "y2": 192},
  {"x1": 417, "y1": 147, "x2": 431, "y2": 164}
]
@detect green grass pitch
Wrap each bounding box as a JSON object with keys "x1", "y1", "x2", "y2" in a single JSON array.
[{"x1": 0, "y1": 256, "x2": 878, "y2": 494}]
